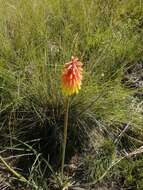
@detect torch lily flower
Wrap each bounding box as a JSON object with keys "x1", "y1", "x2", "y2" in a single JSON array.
[{"x1": 61, "y1": 56, "x2": 83, "y2": 96}]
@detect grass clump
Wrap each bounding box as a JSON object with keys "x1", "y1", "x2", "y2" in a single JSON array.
[{"x1": 110, "y1": 156, "x2": 143, "y2": 190}]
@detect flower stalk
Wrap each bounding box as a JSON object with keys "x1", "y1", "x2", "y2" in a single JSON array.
[
  {"x1": 61, "y1": 56, "x2": 83, "y2": 181},
  {"x1": 61, "y1": 97, "x2": 70, "y2": 181}
]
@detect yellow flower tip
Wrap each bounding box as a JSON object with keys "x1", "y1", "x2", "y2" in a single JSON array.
[{"x1": 61, "y1": 56, "x2": 83, "y2": 96}]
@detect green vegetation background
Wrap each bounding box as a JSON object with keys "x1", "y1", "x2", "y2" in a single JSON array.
[{"x1": 0, "y1": 0, "x2": 143, "y2": 189}]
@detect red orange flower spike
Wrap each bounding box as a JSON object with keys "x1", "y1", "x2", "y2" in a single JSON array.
[{"x1": 61, "y1": 56, "x2": 83, "y2": 96}]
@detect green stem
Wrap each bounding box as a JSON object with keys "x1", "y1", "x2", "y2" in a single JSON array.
[{"x1": 61, "y1": 97, "x2": 70, "y2": 181}]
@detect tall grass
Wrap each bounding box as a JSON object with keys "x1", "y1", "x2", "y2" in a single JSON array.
[{"x1": 0, "y1": 0, "x2": 143, "y2": 189}]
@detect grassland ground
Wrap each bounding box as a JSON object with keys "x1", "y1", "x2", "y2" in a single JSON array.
[{"x1": 0, "y1": 0, "x2": 143, "y2": 189}]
